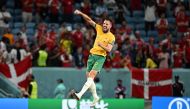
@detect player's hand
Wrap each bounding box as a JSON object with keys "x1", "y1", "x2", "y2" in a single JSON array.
[{"x1": 74, "y1": 9, "x2": 81, "y2": 15}]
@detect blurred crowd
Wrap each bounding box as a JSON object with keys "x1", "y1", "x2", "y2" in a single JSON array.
[{"x1": 0, "y1": 0, "x2": 190, "y2": 69}]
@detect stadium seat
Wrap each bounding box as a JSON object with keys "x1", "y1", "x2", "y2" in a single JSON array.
[
  {"x1": 26, "y1": 23, "x2": 36, "y2": 28},
  {"x1": 73, "y1": 16, "x2": 82, "y2": 22},
  {"x1": 12, "y1": 28, "x2": 20, "y2": 35},
  {"x1": 128, "y1": 24, "x2": 134, "y2": 30},
  {"x1": 168, "y1": 17, "x2": 175, "y2": 24},
  {"x1": 133, "y1": 11, "x2": 144, "y2": 17},
  {"x1": 26, "y1": 29, "x2": 35, "y2": 35},
  {"x1": 14, "y1": 16, "x2": 22, "y2": 22},
  {"x1": 14, "y1": 9, "x2": 22, "y2": 15},
  {"x1": 147, "y1": 31, "x2": 158, "y2": 38},
  {"x1": 139, "y1": 30, "x2": 146, "y2": 37},
  {"x1": 14, "y1": 22, "x2": 23, "y2": 28},
  {"x1": 144, "y1": 37, "x2": 149, "y2": 42},
  {"x1": 167, "y1": 11, "x2": 174, "y2": 17},
  {"x1": 9, "y1": 22, "x2": 13, "y2": 28},
  {"x1": 108, "y1": 10, "x2": 114, "y2": 16},
  {"x1": 48, "y1": 23, "x2": 59, "y2": 29},
  {"x1": 6, "y1": 1, "x2": 14, "y2": 8},
  {"x1": 74, "y1": 3, "x2": 81, "y2": 9},
  {"x1": 133, "y1": 17, "x2": 144, "y2": 24},
  {"x1": 7, "y1": 9, "x2": 14, "y2": 15},
  {"x1": 125, "y1": 17, "x2": 133, "y2": 24},
  {"x1": 90, "y1": 10, "x2": 95, "y2": 15},
  {"x1": 135, "y1": 23, "x2": 145, "y2": 30},
  {"x1": 115, "y1": 24, "x2": 121, "y2": 28}
]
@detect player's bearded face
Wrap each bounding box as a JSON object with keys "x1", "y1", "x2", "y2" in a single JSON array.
[{"x1": 102, "y1": 20, "x2": 111, "y2": 33}]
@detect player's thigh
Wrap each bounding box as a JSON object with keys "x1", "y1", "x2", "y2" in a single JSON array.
[
  {"x1": 86, "y1": 55, "x2": 95, "y2": 73},
  {"x1": 92, "y1": 56, "x2": 106, "y2": 73}
]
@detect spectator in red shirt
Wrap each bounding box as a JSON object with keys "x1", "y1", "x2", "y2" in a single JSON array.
[
  {"x1": 35, "y1": 23, "x2": 48, "y2": 46},
  {"x1": 176, "y1": 8, "x2": 189, "y2": 40},
  {"x1": 35, "y1": 0, "x2": 48, "y2": 23},
  {"x1": 154, "y1": 43, "x2": 162, "y2": 65},
  {"x1": 148, "y1": 37, "x2": 156, "y2": 57},
  {"x1": 119, "y1": 21, "x2": 132, "y2": 35},
  {"x1": 72, "y1": 24, "x2": 83, "y2": 50},
  {"x1": 22, "y1": 0, "x2": 33, "y2": 23},
  {"x1": 112, "y1": 50, "x2": 122, "y2": 68},
  {"x1": 156, "y1": 0, "x2": 167, "y2": 16},
  {"x1": 60, "y1": 50, "x2": 73, "y2": 67},
  {"x1": 155, "y1": 13, "x2": 168, "y2": 41},
  {"x1": 61, "y1": 0, "x2": 74, "y2": 23},
  {"x1": 82, "y1": 44, "x2": 90, "y2": 66},
  {"x1": 134, "y1": 31, "x2": 145, "y2": 50},
  {"x1": 37, "y1": 22, "x2": 48, "y2": 32},
  {"x1": 46, "y1": 34, "x2": 56, "y2": 52},
  {"x1": 160, "y1": 33, "x2": 172, "y2": 51},
  {"x1": 48, "y1": 24, "x2": 57, "y2": 40},
  {"x1": 122, "y1": 55, "x2": 132, "y2": 69},
  {"x1": 177, "y1": 34, "x2": 186, "y2": 49},
  {"x1": 48, "y1": 46, "x2": 62, "y2": 67},
  {"x1": 184, "y1": 39, "x2": 190, "y2": 68},
  {"x1": 172, "y1": 44, "x2": 183, "y2": 68},
  {"x1": 104, "y1": 55, "x2": 112, "y2": 71},
  {"x1": 16, "y1": 32, "x2": 25, "y2": 49},
  {"x1": 81, "y1": 0, "x2": 91, "y2": 15},
  {"x1": 130, "y1": 0, "x2": 142, "y2": 14},
  {"x1": 115, "y1": 29, "x2": 123, "y2": 51},
  {"x1": 48, "y1": 0, "x2": 60, "y2": 23}
]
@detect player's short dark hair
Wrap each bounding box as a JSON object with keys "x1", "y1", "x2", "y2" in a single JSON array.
[
  {"x1": 103, "y1": 18, "x2": 112, "y2": 25},
  {"x1": 117, "y1": 79, "x2": 122, "y2": 82},
  {"x1": 57, "y1": 79, "x2": 63, "y2": 83},
  {"x1": 103, "y1": 17, "x2": 112, "y2": 22}
]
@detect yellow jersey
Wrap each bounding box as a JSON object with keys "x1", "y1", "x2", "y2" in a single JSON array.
[
  {"x1": 90, "y1": 24, "x2": 115, "y2": 57},
  {"x1": 3, "y1": 33, "x2": 14, "y2": 45},
  {"x1": 146, "y1": 58, "x2": 157, "y2": 69},
  {"x1": 60, "y1": 39, "x2": 72, "y2": 53}
]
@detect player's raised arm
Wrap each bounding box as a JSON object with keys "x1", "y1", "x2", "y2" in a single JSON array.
[{"x1": 74, "y1": 9, "x2": 96, "y2": 27}]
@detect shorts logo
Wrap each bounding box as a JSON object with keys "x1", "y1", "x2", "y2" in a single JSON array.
[
  {"x1": 168, "y1": 98, "x2": 190, "y2": 109},
  {"x1": 95, "y1": 62, "x2": 99, "y2": 66}
]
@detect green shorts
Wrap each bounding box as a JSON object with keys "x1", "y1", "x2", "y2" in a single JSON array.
[{"x1": 87, "y1": 54, "x2": 106, "y2": 73}]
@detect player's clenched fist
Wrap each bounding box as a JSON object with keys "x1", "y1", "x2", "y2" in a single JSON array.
[{"x1": 74, "y1": 9, "x2": 81, "y2": 15}]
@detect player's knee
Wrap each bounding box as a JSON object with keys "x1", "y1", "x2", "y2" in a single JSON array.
[{"x1": 88, "y1": 70, "x2": 97, "y2": 78}]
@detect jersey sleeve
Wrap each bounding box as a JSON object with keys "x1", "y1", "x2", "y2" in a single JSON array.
[
  {"x1": 95, "y1": 24, "x2": 101, "y2": 34},
  {"x1": 108, "y1": 35, "x2": 115, "y2": 45}
]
